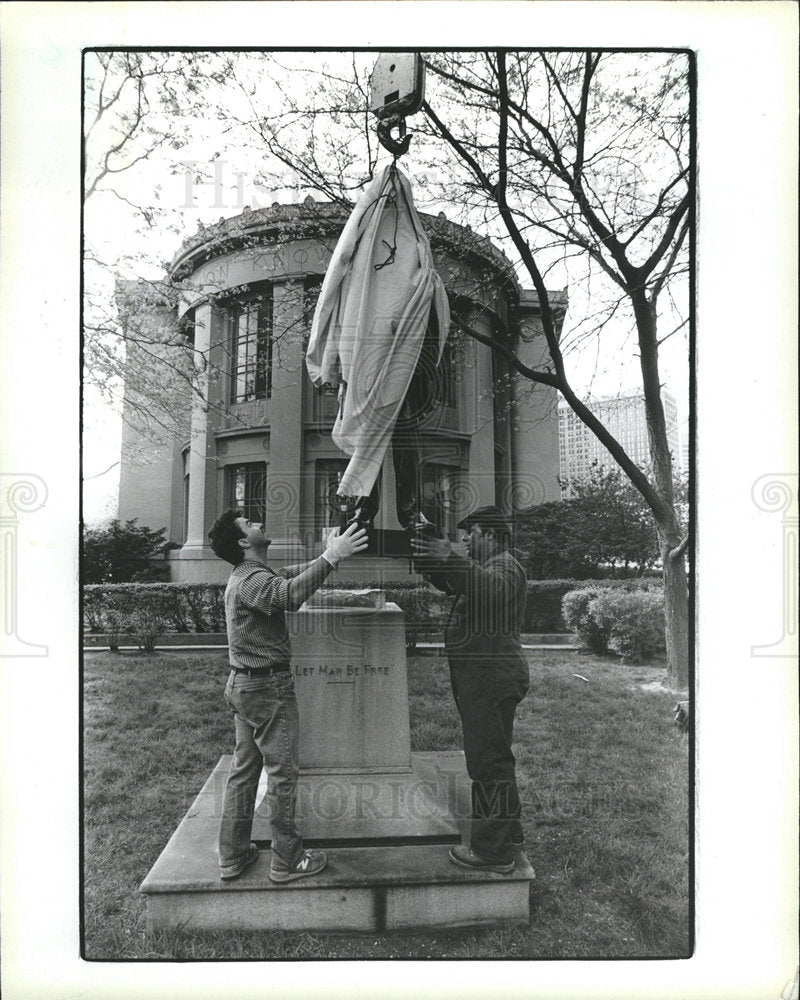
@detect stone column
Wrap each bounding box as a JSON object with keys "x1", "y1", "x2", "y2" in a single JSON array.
[
  {"x1": 511, "y1": 293, "x2": 561, "y2": 508},
  {"x1": 178, "y1": 302, "x2": 218, "y2": 562},
  {"x1": 468, "y1": 332, "x2": 497, "y2": 509},
  {"x1": 265, "y1": 282, "x2": 306, "y2": 565}
]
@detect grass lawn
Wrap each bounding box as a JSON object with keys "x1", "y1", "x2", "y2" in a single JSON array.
[{"x1": 82, "y1": 648, "x2": 690, "y2": 960}]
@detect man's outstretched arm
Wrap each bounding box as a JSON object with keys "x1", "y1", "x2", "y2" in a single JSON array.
[
  {"x1": 280, "y1": 560, "x2": 320, "y2": 579},
  {"x1": 284, "y1": 523, "x2": 368, "y2": 611}
]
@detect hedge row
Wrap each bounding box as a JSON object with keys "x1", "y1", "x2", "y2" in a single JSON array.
[
  {"x1": 83, "y1": 583, "x2": 227, "y2": 636},
  {"x1": 562, "y1": 585, "x2": 666, "y2": 663},
  {"x1": 82, "y1": 581, "x2": 454, "y2": 639},
  {"x1": 83, "y1": 576, "x2": 664, "y2": 642},
  {"x1": 522, "y1": 578, "x2": 661, "y2": 632},
  {"x1": 327, "y1": 578, "x2": 661, "y2": 633}
]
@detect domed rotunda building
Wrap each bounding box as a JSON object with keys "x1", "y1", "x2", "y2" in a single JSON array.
[{"x1": 116, "y1": 196, "x2": 566, "y2": 584}]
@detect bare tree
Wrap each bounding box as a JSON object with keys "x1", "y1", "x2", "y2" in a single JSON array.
[
  {"x1": 84, "y1": 51, "x2": 200, "y2": 436},
  {"x1": 414, "y1": 51, "x2": 691, "y2": 686}
]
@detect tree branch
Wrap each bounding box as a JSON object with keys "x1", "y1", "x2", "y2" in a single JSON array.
[
  {"x1": 422, "y1": 100, "x2": 495, "y2": 196},
  {"x1": 637, "y1": 191, "x2": 691, "y2": 283},
  {"x1": 622, "y1": 167, "x2": 690, "y2": 249},
  {"x1": 650, "y1": 216, "x2": 690, "y2": 303},
  {"x1": 656, "y1": 316, "x2": 689, "y2": 347},
  {"x1": 668, "y1": 535, "x2": 689, "y2": 561},
  {"x1": 449, "y1": 311, "x2": 558, "y2": 387},
  {"x1": 572, "y1": 52, "x2": 600, "y2": 181},
  {"x1": 84, "y1": 461, "x2": 120, "y2": 481}
]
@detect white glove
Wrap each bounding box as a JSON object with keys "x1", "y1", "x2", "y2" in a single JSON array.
[{"x1": 322, "y1": 522, "x2": 369, "y2": 566}]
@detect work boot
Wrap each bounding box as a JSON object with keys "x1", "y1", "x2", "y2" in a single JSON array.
[{"x1": 448, "y1": 845, "x2": 514, "y2": 874}]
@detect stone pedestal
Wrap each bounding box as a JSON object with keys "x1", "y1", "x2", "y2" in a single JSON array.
[
  {"x1": 252, "y1": 600, "x2": 458, "y2": 841},
  {"x1": 139, "y1": 594, "x2": 535, "y2": 933},
  {"x1": 289, "y1": 601, "x2": 412, "y2": 772}
]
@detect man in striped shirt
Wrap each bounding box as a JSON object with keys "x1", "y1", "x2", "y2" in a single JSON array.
[{"x1": 208, "y1": 509, "x2": 367, "y2": 882}]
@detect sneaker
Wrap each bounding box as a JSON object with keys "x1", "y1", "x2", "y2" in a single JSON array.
[
  {"x1": 219, "y1": 843, "x2": 260, "y2": 880},
  {"x1": 269, "y1": 848, "x2": 328, "y2": 884},
  {"x1": 448, "y1": 845, "x2": 515, "y2": 874}
]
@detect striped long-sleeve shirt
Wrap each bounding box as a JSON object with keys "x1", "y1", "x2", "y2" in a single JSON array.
[{"x1": 224, "y1": 560, "x2": 292, "y2": 670}]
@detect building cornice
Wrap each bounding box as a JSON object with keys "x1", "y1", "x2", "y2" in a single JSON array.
[
  {"x1": 169, "y1": 198, "x2": 523, "y2": 306},
  {"x1": 170, "y1": 200, "x2": 350, "y2": 281}
]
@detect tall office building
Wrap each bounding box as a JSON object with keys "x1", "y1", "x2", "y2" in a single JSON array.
[
  {"x1": 558, "y1": 390, "x2": 680, "y2": 494},
  {"x1": 680, "y1": 432, "x2": 690, "y2": 477}
]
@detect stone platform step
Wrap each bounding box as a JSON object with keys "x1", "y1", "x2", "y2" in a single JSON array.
[
  {"x1": 141, "y1": 842, "x2": 534, "y2": 933},
  {"x1": 140, "y1": 751, "x2": 534, "y2": 933}
]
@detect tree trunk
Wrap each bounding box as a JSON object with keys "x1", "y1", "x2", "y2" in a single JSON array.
[
  {"x1": 662, "y1": 544, "x2": 690, "y2": 689},
  {"x1": 631, "y1": 289, "x2": 690, "y2": 689}
]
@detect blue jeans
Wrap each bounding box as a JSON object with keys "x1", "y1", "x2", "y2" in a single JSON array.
[{"x1": 218, "y1": 670, "x2": 303, "y2": 868}]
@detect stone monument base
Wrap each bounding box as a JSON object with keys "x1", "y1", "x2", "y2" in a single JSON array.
[
  {"x1": 252, "y1": 753, "x2": 462, "y2": 842},
  {"x1": 139, "y1": 751, "x2": 535, "y2": 934},
  {"x1": 139, "y1": 596, "x2": 536, "y2": 934}
]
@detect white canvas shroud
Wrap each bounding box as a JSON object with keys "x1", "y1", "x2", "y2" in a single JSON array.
[{"x1": 305, "y1": 163, "x2": 450, "y2": 499}]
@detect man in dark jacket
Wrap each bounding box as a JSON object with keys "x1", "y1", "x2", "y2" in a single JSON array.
[{"x1": 411, "y1": 505, "x2": 529, "y2": 873}]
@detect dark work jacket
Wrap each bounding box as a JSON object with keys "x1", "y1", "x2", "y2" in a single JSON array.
[{"x1": 432, "y1": 550, "x2": 528, "y2": 673}]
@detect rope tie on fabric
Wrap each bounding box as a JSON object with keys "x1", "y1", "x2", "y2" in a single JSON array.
[
  {"x1": 373, "y1": 162, "x2": 401, "y2": 271},
  {"x1": 373, "y1": 239, "x2": 397, "y2": 270}
]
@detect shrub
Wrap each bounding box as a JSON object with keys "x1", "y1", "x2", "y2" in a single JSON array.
[
  {"x1": 562, "y1": 587, "x2": 611, "y2": 653},
  {"x1": 320, "y1": 581, "x2": 452, "y2": 650},
  {"x1": 132, "y1": 561, "x2": 172, "y2": 583},
  {"x1": 589, "y1": 590, "x2": 666, "y2": 663},
  {"x1": 130, "y1": 607, "x2": 164, "y2": 653},
  {"x1": 526, "y1": 580, "x2": 586, "y2": 632},
  {"x1": 83, "y1": 588, "x2": 106, "y2": 633},
  {"x1": 83, "y1": 581, "x2": 452, "y2": 640},
  {"x1": 387, "y1": 586, "x2": 452, "y2": 625},
  {"x1": 101, "y1": 588, "x2": 138, "y2": 651},
  {"x1": 205, "y1": 584, "x2": 226, "y2": 632},
  {"x1": 183, "y1": 584, "x2": 212, "y2": 632},
  {"x1": 82, "y1": 519, "x2": 168, "y2": 583},
  {"x1": 563, "y1": 585, "x2": 665, "y2": 663},
  {"x1": 103, "y1": 608, "x2": 129, "y2": 653},
  {"x1": 533, "y1": 578, "x2": 663, "y2": 633},
  {"x1": 159, "y1": 586, "x2": 190, "y2": 633}
]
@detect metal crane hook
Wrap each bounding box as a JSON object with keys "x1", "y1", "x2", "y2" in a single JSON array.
[
  {"x1": 370, "y1": 53, "x2": 425, "y2": 159},
  {"x1": 376, "y1": 116, "x2": 412, "y2": 159}
]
